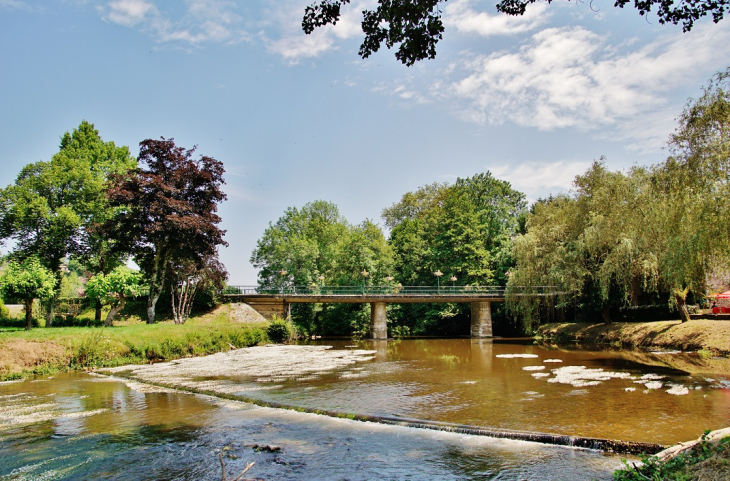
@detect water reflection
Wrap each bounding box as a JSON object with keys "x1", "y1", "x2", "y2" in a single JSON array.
[
  {"x1": 273, "y1": 339, "x2": 730, "y2": 445},
  {"x1": 0, "y1": 373, "x2": 620, "y2": 480}
]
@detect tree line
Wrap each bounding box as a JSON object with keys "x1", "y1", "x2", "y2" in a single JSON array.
[
  {"x1": 252, "y1": 67, "x2": 730, "y2": 337},
  {"x1": 0, "y1": 122, "x2": 228, "y2": 329}
]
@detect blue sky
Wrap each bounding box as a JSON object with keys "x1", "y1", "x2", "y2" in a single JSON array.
[{"x1": 1, "y1": 0, "x2": 728, "y2": 284}]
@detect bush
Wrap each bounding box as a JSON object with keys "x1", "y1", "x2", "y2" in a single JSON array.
[
  {"x1": 0, "y1": 298, "x2": 9, "y2": 319},
  {"x1": 614, "y1": 433, "x2": 730, "y2": 480},
  {"x1": 267, "y1": 318, "x2": 291, "y2": 343}
]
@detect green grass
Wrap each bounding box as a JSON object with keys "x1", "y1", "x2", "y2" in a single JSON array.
[
  {"x1": 614, "y1": 433, "x2": 730, "y2": 480},
  {"x1": 0, "y1": 304, "x2": 268, "y2": 381}
]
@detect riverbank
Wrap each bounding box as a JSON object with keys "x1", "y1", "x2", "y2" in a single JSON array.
[
  {"x1": 537, "y1": 320, "x2": 730, "y2": 357},
  {"x1": 0, "y1": 304, "x2": 268, "y2": 381}
]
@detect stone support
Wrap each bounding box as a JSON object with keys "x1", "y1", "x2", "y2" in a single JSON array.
[
  {"x1": 244, "y1": 299, "x2": 287, "y2": 320},
  {"x1": 370, "y1": 302, "x2": 388, "y2": 339},
  {"x1": 470, "y1": 301, "x2": 493, "y2": 338}
]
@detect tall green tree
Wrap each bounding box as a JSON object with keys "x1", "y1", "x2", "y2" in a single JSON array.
[
  {"x1": 251, "y1": 200, "x2": 393, "y2": 335},
  {"x1": 0, "y1": 121, "x2": 135, "y2": 326},
  {"x1": 0, "y1": 258, "x2": 55, "y2": 330},
  {"x1": 102, "y1": 138, "x2": 227, "y2": 324},
  {"x1": 251, "y1": 200, "x2": 349, "y2": 289},
  {"x1": 386, "y1": 172, "x2": 526, "y2": 334}
]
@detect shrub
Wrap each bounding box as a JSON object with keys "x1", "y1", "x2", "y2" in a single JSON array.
[
  {"x1": 614, "y1": 433, "x2": 730, "y2": 480},
  {"x1": 0, "y1": 298, "x2": 9, "y2": 319},
  {"x1": 267, "y1": 318, "x2": 291, "y2": 343}
]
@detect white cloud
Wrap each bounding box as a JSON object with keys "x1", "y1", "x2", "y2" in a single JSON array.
[
  {"x1": 490, "y1": 160, "x2": 592, "y2": 201},
  {"x1": 99, "y1": 0, "x2": 248, "y2": 45},
  {"x1": 105, "y1": 0, "x2": 156, "y2": 27},
  {"x1": 433, "y1": 22, "x2": 730, "y2": 149},
  {"x1": 444, "y1": 0, "x2": 550, "y2": 37},
  {"x1": 263, "y1": 0, "x2": 371, "y2": 63}
]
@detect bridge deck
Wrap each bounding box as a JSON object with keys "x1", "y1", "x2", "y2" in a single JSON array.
[
  {"x1": 223, "y1": 285, "x2": 556, "y2": 304},
  {"x1": 226, "y1": 293, "x2": 508, "y2": 304}
]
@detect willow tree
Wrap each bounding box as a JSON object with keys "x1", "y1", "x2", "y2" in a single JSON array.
[
  {"x1": 102, "y1": 138, "x2": 227, "y2": 324},
  {"x1": 507, "y1": 161, "x2": 664, "y2": 329},
  {"x1": 508, "y1": 68, "x2": 730, "y2": 327},
  {"x1": 649, "y1": 67, "x2": 730, "y2": 321}
]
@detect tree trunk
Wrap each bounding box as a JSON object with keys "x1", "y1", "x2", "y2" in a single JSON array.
[
  {"x1": 95, "y1": 299, "x2": 102, "y2": 323},
  {"x1": 146, "y1": 247, "x2": 168, "y2": 324},
  {"x1": 630, "y1": 277, "x2": 642, "y2": 307},
  {"x1": 45, "y1": 298, "x2": 55, "y2": 328},
  {"x1": 601, "y1": 305, "x2": 612, "y2": 324},
  {"x1": 24, "y1": 298, "x2": 34, "y2": 330},
  {"x1": 675, "y1": 294, "x2": 692, "y2": 323},
  {"x1": 104, "y1": 298, "x2": 126, "y2": 327}
]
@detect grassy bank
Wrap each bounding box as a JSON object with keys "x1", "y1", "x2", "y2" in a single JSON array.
[
  {"x1": 537, "y1": 320, "x2": 730, "y2": 357},
  {"x1": 0, "y1": 304, "x2": 268, "y2": 381},
  {"x1": 614, "y1": 429, "x2": 730, "y2": 480}
]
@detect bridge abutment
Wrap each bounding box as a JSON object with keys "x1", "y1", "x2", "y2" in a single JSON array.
[
  {"x1": 470, "y1": 301, "x2": 493, "y2": 338},
  {"x1": 370, "y1": 302, "x2": 388, "y2": 339}
]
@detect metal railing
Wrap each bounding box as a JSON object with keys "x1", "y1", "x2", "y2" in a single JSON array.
[{"x1": 222, "y1": 285, "x2": 557, "y2": 297}]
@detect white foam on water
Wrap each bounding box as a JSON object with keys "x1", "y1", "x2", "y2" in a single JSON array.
[
  {"x1": 543, "y1": 359, "x2": 563, "y2": 363},
  {"x1": 641, "y1": 373, "x2": 665, "y2": 380},
  {"x1": 522, "y1": 366, "x2": 546, "y2": 371},
  {"x1": 531, "y1": 373, "x2": 550, "y2": 378},
  {"x1": 644, "y1": 381, "x2": 663, "y2": 390},
  {"x1": 547, "y1": 366, "x2": 632, "y2": 387},
  {"x1": 624, "y1": 387, "x2": 636, "y2": 392},
  {"x1": 666, "y1": 385, "x2": 689, "y2": 395}
]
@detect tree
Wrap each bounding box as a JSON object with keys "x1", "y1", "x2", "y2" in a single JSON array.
[
  {"x1": 102, "y1": 138, "x2": 227, "y2": 324},
  {"x1": 649, "y1": 67, "x2": 730, "y2": 321},
  {"x1": 386, "y1": 172, "x2": 526, "y2": 334},
  {"x1": 508, "y1": 66, "x2": 730, "y2": 328},
  {"x1": 251, "y1": 200, "x2": 394, "y2": 335},
  {"x1": 0, "y1": 258, "x2": 55, "y2": 330},
  {"x1": 302, "y1": 0, "x2": 729, "y2": 65},
  {"x1": 0, "y1": 121, "x2": 135, "y2": 326},
  {"x1": 251, "y1": 200, "x2": 350, "y2": 289},
  {"x1": 85, "y1": 266, "x2": 144, "y2": 326},
  {"x1": 507, "y1": 162, "x2": 659, "y2": 329},
  {"x1": 168, "y1": 255, "x2": 227, "y2": 325}
]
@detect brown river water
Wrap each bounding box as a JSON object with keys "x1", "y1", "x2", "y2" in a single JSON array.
[{"x1": 1, "y1": 339, "x2": 728, "y2": 480}]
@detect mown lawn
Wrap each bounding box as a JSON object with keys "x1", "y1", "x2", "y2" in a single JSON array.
[{"x1": 0, "y1": 304, "x2": 268, "y2": 381}]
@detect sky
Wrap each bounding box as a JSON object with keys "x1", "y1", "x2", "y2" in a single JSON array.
[{"x1": 1, "y1": 0, "x2": 729, "y2": 285}]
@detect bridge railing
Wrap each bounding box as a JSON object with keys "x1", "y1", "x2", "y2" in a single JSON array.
[{"x1": 222, "y1": 285, "x2": 557, "y2": 296}]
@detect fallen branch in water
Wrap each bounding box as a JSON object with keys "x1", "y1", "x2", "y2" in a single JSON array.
[{"x1": 218, "y1": 453, "x2": 254, "y2": 481}]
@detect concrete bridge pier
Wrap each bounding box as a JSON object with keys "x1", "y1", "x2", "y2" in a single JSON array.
[
  {"x1": 370, "y1": 302, "x2": 388, "y2": 339},
  {"x1": 470, "y1": 301, "x2": 493, "y2": 338}
]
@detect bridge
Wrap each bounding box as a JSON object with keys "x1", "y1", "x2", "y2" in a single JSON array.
[{"x1": 224, "y1": 286, "x2": 556, "y2": 339}]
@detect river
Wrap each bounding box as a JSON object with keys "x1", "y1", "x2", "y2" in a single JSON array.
[{"x1": 1, "y1": 339, "x2": 728, "y2": 480}]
